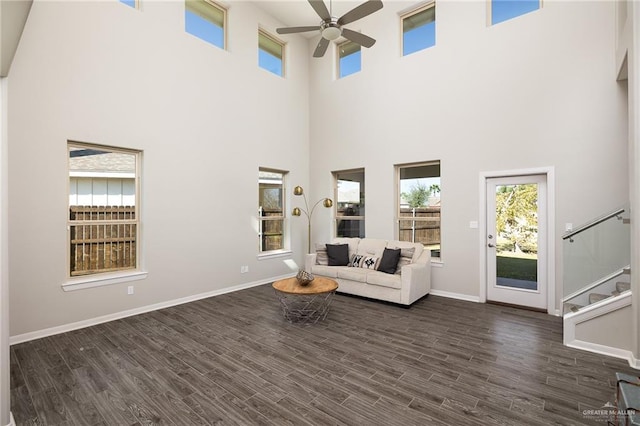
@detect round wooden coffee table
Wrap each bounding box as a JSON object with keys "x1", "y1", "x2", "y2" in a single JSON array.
[{"x1": 272, "y1": 276, "x2": 338, "y2": 324}]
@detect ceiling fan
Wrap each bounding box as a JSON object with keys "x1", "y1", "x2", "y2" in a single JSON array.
[{"x1": 276, "y1": 0, "x2": 383, "y2": 58}]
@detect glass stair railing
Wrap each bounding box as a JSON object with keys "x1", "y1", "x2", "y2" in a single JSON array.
[{"x1": 562, "y1": 205, "x2": 630, "y2": 315}]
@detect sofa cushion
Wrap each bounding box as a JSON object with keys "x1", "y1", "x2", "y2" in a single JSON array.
[
  {"x1": 337, "y1": 267, "x2": 368, "y2": 282},
  {"x1": 327, "y1": 244, "x2": 349, "y2": 266},
  {"x1": 315, "y1": 243, "x2": 328, "y2": 265},
  {"x1": 356, "y1": 238, "x2": 387, "y2": 258},
  {"x1": 377, "y1": 248, "x2": 401, "y2": 274},
  {"x1": 387, "y1": 241, "x2": 423, "y2": 262},
  {"x1": 367, "y1": 271, "x2": 402, "y2": 289},
  {"x1": 395, "y1": 247, "x2": 415, "y2": 275},
  {"x1": 310, "y1": 264, "x2": 338, "y2": 278}
]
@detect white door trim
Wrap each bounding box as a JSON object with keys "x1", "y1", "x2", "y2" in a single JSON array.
[{"x1": 479, "y1": 167, "x2": 557, "y2": 315}]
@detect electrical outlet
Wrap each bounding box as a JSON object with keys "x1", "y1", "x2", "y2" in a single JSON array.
[
  {"x1": 127, "y1": 285, "x2": 134, "y2": 295},
  {"x1": 240, "y1": 266, "x2": 249, "y2": 274}
]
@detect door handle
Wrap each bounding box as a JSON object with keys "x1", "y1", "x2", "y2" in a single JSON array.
[{"x1": 487, "y1": 243, "x2": 495, "y2": 248}]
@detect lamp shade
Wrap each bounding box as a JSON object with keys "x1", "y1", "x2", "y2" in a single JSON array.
[
  {"x1": 323, "y1": 198, "x2": 333, "y2": 208},
  {"x1": 293, "y1": 186, "x2": 304, "y2": 196},
  {"x1": 292, "y1": 207, "x2": 301, "y2": 216}
]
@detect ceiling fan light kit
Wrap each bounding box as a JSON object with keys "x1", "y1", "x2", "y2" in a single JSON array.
[{"x1": 276, "y1": 0, "x2": 383, "y2": 58}]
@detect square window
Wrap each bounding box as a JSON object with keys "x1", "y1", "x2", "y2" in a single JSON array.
[
  {"x1": 68, "y1": 143, "x2": 140, "y2": 277},
  {"x1": 259, "y1": 169, "x2": 287, "y2": 253},
  {"x1": 259, "y1": 30, "x2": 284, "y2": 77},
  {"x1": 338, "y1": 41, "x2": 361, "y2": 78},
  {"x1": 491, "y1": 0, "x2": 540, "y2": 25},
  {"x1": 185, "y1": 0, "x2": 226, "y2": 49},
  {"x1": 402, "y1": 4, "x2": 436, "y2": 56},
  {"x1": 334, "y1": 169, "x2": 365, "y2": 238},
  {"x1": 396, "y1": 161, "x2": 441, "y2": 259},
  {"x1": 119, "y1": 0, "x2": 137, "y2": 9}
]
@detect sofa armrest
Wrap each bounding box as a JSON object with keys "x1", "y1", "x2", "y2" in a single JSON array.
[
  {"x1": 400, "y1": 252, "x2": 431, "y2": 305},
  {"x1": 305, "y1": 253, "x2": 317, "y2": 272}
]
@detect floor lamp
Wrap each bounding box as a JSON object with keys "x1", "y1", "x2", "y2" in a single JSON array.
[{"x1": 292, "y1": 186, "x2": 333, "y2": 253}]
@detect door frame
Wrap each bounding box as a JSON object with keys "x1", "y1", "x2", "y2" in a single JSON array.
[{"x1": 479, "y1": 167, "x2": 557, "y2": 315}]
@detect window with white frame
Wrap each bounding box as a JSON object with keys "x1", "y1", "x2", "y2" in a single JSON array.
[
  {"x1": 68, "y1": 142, "x2": 140, "y2": 277},
  {"x1": 119, "y1": 0, "x2": 138, "y2": 9},
  {"x1": 334, "y1": 169, "x2": 365, "y2": 238},
  {"x1": 259, "y1": 169, "x2": 287, "y2": 252},
  {"x1": 402, "y1": 3, "x2": 436, "y2": 56},
  {"x1": 396, "y1": 161, "x2": 441, "y2": 259},
  {"x1": 259, "y1": 30, "x2": 285, "y2": 77},
  {"x1": 185, "y1": 0, "x2": 226, "y2": 49},
  {"x1": 338, "y1": 40, "x2": 361, "y2": 78},
  {"x1": 490, "y1": 0, "x2": 540, "y2": 25}
]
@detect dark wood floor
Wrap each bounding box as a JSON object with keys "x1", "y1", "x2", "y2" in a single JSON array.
[{"x1": 10, "y1": 284, "x2": 639, "y2": 425}]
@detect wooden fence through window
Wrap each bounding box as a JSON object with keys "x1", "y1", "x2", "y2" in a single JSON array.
[
  {"x1": 399, "y1": 206, "x2": 441, "y2": 246},
  {"x1": 260, "y1": 208, "x2": 283, "y2": 251},
  {"x1": 69, "y1": 206, "x2": 137, "y2": 276}
]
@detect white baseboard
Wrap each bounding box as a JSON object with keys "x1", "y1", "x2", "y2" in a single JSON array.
[
  {"x1": 566, "y1": 339, "x2": 638, "y2": 368},
  {"x1": 10, "y1": 274, "x2": 294, "y2": 345},
  {"x1": 429, "y1": 289, "x2": 480, "y2": 303}
]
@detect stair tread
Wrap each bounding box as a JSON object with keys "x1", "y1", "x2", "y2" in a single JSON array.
[
  {"x1": 563, "y1": 303, "x2": 583, "y2": 314},
  {"x1": 616, "y1": 281, "x2": 631, "y2": 293},
  {"x1": 589, "y1": 293, "x2": 610, "y2": 304}
]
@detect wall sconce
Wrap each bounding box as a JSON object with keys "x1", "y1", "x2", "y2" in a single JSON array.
[{"x1": 292, "y1": 185, "x2": 333, "y2": 253}]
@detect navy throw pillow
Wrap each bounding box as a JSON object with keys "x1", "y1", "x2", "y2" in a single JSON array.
[
  {"x1": 326, "y1": 244, "x2": 350, "y2": 266},
  {"x1": 377, "y1": 248, "x2": 401, "y2": 274}
]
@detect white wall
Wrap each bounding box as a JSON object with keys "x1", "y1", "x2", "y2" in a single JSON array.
[
  {"x1": 308, "y1": 0, "x2": 629, "y2": 307},
  {"x1": 575, "y1": 305, "x2": 633, "y2": 351},
  {"x1": 7, "y1": 0, "x2": 311, "y2": 336},
  {"x1": 1, "y1": 77, "x2": 12, "y2": 426}
]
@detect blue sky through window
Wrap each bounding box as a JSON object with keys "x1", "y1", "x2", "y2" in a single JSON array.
[
  {"x1": 492, "y1": 0, "x2": 539, "y2": 25},
  {"x1": 185, "y1": 11, "x2": 224, "y2": 48},
  {"x1": 119, "y1": 0, "x2": 136, "y2": 8},
  {"x1": 259, "y1": 50, "x2": 283, "y2": 76},
  {"x1": 403, "y1": 22, "x2": 436, "y2": 56},
  {"x1": 340, "y1": 50, "x2": 361, "y2": 79}
]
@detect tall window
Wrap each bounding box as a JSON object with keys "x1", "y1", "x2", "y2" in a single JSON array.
[
  {"x1": 491, "y1": 0, "x2": 540, "y2": 25},
  {"x1": 259, "y1": 30, "x2": 284, "y2": 77},
  {"x1": 185, "y1": 0, "x2": 226, "y2": 49},
  {"x1": 334, "y1": 169, "x2": 365, "y2": 238},
  {"x1": 397, "y1": 161, "x2": 441, "y2": 259},
  {"x1": 338, "y1": 40, "x2": 361, "y2": 78},
  {"x1": 68, "y1": 143, "x2": 140, "y2": 277},
  {"x1": 259, "y1": 169, "x2": 286, "y2": 253},
  {"x1": 119, "y1": 0, "x2": 138, "y2": 9},
  {"x1": 402, "y1": 3, "x2": 436, "y2": 56}
]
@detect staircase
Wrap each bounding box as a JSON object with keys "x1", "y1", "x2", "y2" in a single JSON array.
[
  {"x1": 562, "y1": 206, "x2": 633, "y2": 360},
  {"x1": 563, "y1": 274, "x2": 630, "y2": 314}
]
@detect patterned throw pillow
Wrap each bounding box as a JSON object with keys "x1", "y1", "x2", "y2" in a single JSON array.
[
  {"x1": 315, "y1": 243, "x2": 328, "y2": 265},
  {"x1": 360, "y1": 256, "x2": 379, "y2": 269},
  {"x1": 350, "y1": 254, "x2": 365, "y2": 267}
]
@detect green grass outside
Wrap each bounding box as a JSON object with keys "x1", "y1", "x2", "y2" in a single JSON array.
[{"x1": 497, "y1": 252, "x2": 537, "y2": 281}]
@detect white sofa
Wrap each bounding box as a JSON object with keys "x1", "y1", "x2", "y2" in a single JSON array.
[{"x1": 304, "y1": 237, "x2": 431, "y2": 306}]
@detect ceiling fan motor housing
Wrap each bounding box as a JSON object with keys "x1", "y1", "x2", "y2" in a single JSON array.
[{"x1": 321, "y1": 19, "x2": 342, "y2": 41}]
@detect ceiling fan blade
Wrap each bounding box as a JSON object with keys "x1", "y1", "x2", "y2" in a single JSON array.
[
  {"x1": 308, "y1": 0, "x2": 331, "y2": 21},
  {"x1": 341, "y1": 28, "x2": 376, "y2": 48},
  {"x1": 313, "y1": 37, "x2": 330, "y2": 58},
  {"x1": 337, "y1": 0, "x2": 383, "y2": 26},
  {"x1": 276, "y1": 26, "x2": 321, "y2": 35}
]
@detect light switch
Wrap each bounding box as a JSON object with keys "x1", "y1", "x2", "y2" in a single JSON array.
[{"x1": 469, "y1": 221, "x2": 478, "y2": 229}]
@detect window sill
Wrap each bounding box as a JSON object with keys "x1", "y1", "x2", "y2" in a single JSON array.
[
  {"x1": 431, "y1": 259, "x2": 443, "y2": 267},
  {"x1": 62, "y1": 271, "x2": 148, "y2": 292},
  {"x1": 257, "y1": 250, "x2": 292, "y2": 260}
]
